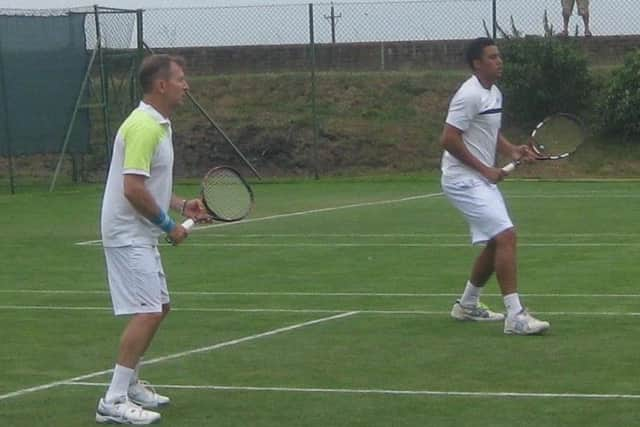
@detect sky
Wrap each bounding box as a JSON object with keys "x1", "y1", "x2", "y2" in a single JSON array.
[{"x1": 0, "y1": 0, "x2": 405, "y2": 8}]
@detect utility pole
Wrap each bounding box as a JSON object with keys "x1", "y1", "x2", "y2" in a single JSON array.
[{"x1": 324, "y1": 2, "x2": 342, "y2": 44}]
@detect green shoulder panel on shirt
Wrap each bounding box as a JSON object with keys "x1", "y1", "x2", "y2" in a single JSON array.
[{"x1": 121, "y1": 110, "x2": 166, "y2": 173}]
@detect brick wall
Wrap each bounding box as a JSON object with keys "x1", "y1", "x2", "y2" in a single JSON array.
[{"x1": 162, "y1": 35, "x2": 640, "y2": 75}]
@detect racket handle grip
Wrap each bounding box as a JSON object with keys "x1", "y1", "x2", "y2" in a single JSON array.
[
  {"x1": 181, "y1": 218, "x2": 195, "y2": 231},
  {"x1": 165, "y1": 219, "x2": 195, "y2": 245},
  {"x1": 502, "y1": 162, "x2": 518, "y2": 173}
]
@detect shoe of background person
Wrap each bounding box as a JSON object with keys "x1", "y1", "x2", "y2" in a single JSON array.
[
  {"x1": 504, "y1": 309, "x2": 550, "y2": 335},
  {"x1": 128, "y1": 380, "x2": 170, "y2": 409},
  {"x1": 96, "y1": 397, "x2": 161, "y2": 425},
  {"x1": 450, "y1": 300, "x2": 505, "y2": 322}
]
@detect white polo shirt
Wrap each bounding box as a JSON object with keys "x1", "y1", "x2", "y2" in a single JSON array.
[
  {"x1": 441, "y1": 75, "x2": 503, "y2": 181},
  {"x1": 101, "y1": 101, "x2": 174, "y2": 247}
]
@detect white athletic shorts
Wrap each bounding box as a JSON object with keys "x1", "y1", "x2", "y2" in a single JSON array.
[
  {"x1": 441, "y1": 177, "x2": 514, "y2": 245},
  {"x1": 103, "y1": 245, "x2": 170, "y2": 316}
]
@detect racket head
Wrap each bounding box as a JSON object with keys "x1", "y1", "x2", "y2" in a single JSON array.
[
  {"x1": 529, "y1": 113, "x2": 585, "y2": 160},
  {"x1": 200, "y1": 166, "x2": 254, "y2": 222}
]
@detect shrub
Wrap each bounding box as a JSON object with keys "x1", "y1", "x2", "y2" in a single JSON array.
[
  {"x1": 499, "y1": 37, "x2": 592, "y2": 127},
  {"x1": 599, "y1": 50, "x2": 640, "y2": 140}
]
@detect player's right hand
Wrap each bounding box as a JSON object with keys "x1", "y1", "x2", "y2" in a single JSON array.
[
  {"x1": 167, "y1": 224, "x2": 189, "y2": 245},
  {"x1": 484, "y1": 167, "x2": 507, "y2": 184}
]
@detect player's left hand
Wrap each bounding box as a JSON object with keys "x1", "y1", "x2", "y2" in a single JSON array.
[
  {"x1": 184, "y1": 199, "x2": 212, "y2": 223},
  {"x1": 514, "y1": 144, "x2": 539, "y2": 163}
]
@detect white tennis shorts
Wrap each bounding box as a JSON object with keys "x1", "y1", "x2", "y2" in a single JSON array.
[
  {"x1": 441, "y1": 177, "x2": 514, "y2": 245},
  {"x1": 103, "y1": 245, "x2": 170, "y2": 316}
]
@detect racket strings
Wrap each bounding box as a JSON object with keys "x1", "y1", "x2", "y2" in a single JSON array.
[
  {"x1": 202, "y1": 169, "x2": 252, "y2": 221},
  {"x1": 532, "y1": 115, "x2": 584, "y2": 157}
]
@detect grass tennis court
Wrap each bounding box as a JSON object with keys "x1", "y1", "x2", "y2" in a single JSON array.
[{"x1": 2, "y1": 176, "x2": 640, "y2": 426}]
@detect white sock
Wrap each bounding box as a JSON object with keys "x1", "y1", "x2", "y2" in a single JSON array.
[
  {"x1": 459, "y1": 281, "x2": 482, "y2": 307},
  {"x1": 503, "y1": 293, "x2": 523, "y2": 318},
  {"x1": 130, "y1": 360, "x2": 142, "y2": 386},
  {"x1": 105, "y1": 364, "x2": 134, "y2": 403}
]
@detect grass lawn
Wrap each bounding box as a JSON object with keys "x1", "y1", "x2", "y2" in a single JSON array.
[{"x1": 2, "y1": 176, "x2": 640, "y2": 426}]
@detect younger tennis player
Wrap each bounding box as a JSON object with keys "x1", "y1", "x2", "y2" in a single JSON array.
[{"x1": 440, "y1": 37, "x2": 550, "y2": 335}]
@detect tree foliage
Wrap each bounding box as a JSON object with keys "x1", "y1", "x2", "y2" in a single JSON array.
[
  {"x1": 500, "y1": 37, "x2": 592, "y2": 127},
  {"x1": 599, "y1": 50, "x2": 640, "y2": 140}
]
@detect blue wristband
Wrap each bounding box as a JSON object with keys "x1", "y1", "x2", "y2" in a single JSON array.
[{"x1": 151, "y1": 210, "x2": 176, "y2": 233}]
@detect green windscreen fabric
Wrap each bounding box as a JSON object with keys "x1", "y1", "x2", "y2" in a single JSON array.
[{"x1": 0, "y1": 13, "x2": 90, "y2": 156}]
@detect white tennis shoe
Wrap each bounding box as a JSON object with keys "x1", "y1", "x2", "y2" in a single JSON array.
[
  {"x1": 128, "y1": 380, "x2": 170, "y2": 409},
  {"x1": 95, "y1": 397, "x2": 161, "y2": 425},
  {"x1": 504, "y1": 309, "x2": 550, "y2": 335},
  {"x1": 450, "y1": 300, "x2": 505, "y2": 322}
]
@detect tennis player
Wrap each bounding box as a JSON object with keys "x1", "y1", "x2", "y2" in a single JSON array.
[
  {"x1": 96, "y1": 54, "x2": 207, "y2": 424},
  {"x1": 440, "y1": 37, "x2": 550, "y2": 335}
]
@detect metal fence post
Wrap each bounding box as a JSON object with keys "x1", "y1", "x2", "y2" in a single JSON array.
[
  {"x1": 309, "y1": 3, "x2": 319, "y2": 180},
  {"x1": 135, "y1": 9, "x2": 144, "y2": 103},
  {"x1": 492, "y1": 0, "x2": 497, "y2": 39},
  {"x1": 0, "y1": 35, "x2": 15, "y2": 194},
  {"x1": 94, "y1": 6, "x2": 112, "y2": 177}
]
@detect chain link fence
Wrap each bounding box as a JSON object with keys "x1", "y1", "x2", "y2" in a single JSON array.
[
  {"x1": 137, "y1": 1, "x2": 640, "y2": 178},
  {"x1": 142, "y1": 0, "x2": 640, "y2": 48},
  {"x1": 2, "y1": 1, "x2": 639, "y2": 187},
  {"x1": 0, "y1": 6, "x2": 144, "y2": 192}
]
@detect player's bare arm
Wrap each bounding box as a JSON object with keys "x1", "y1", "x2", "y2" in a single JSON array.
[
  {"x1": 441, "y1": 123, "x2": 505, "y2": 183},
  {"x1": 124, "y1": 174, "x2": 189, "y2": 244}
]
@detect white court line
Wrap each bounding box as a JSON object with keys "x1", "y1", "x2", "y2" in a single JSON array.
[
  {"x1": 507, "y1": 194, "x2": 640, "y2": 198},
  {"x1": 74, "y1": 192, "x2": 444, "y2": 246},
  {"x1": 175, "y1": 232, "x2": 640, "y2": 238},
  {"x1": 3, "y1": 289, "x2": 640, "y2": 298},
  {"x1": 0, "y1": 311, "x2": 358, "y2": 402},
  {"x1": 169, "y1": 242, "x2": 640, "y2": 247},
  {"x1": 73, "y1": 189, "x2": 640, "y2": 246},
  {"x1": 65, "y1": 382, "x2": 640, "y2": 401},
  {"x1": 76, "y1": 239, "x2": 101, "y2": 245},
  {"x1": 1, "y1": 305, "x2": 639, "y2": 317},
  {"x1": 75, "y1": 241, "x2": 640, "y2": 248}
]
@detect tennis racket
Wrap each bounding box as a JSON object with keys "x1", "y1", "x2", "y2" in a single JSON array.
[
  {"x1": 502, "y1": 113, "x2": 585, "y2": 173},
  {"x1": 167, "y1": 166, "x2": 254, "y2": 244}
]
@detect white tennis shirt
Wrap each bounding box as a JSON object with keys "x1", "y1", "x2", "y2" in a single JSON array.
[
  {"x1": 441, "y1": 74, "x2": 503, "y2": 181},
  {"x1": 101, "y1": 101, "x2": 174, "y2": 247}
]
